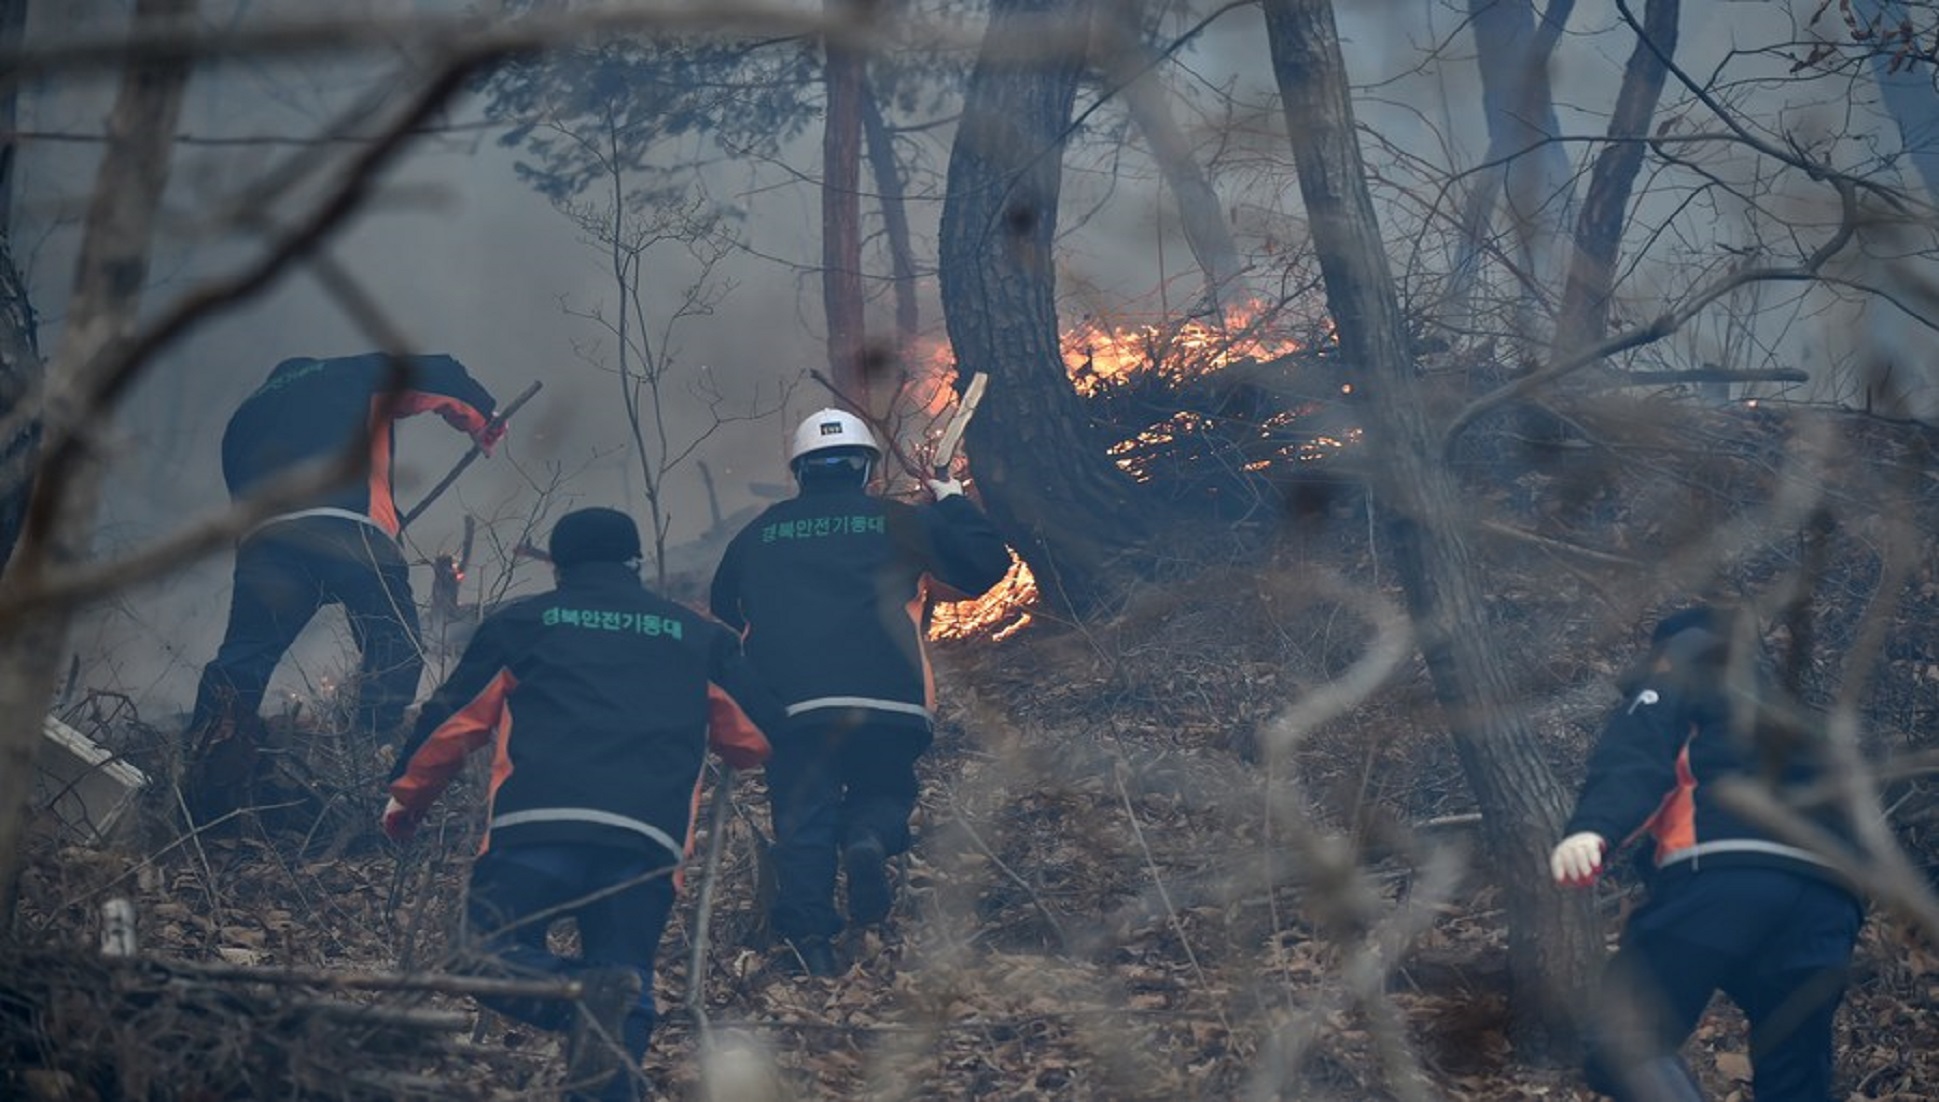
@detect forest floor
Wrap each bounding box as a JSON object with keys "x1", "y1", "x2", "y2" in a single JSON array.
[{"x1": 7, "y1": 401, "x2": 1939, "y2": 1100}]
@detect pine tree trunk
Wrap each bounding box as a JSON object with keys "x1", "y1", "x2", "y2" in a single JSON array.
[{"x1": 938, "y1": 0, "x2": 1148, "y2": 617}]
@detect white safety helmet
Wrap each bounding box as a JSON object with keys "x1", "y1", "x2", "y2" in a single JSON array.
[{"x1": 788, "y1": 408, "x2": 882, "y2": 464}]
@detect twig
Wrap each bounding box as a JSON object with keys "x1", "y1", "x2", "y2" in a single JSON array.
[
  {"x1": 147, "y1": 956, "x2": 586, "y2": 1001},
  {"x1": 1113, "y1": 763, "x2": 1213, "y2": 994},
  {"x1": 291, "y1": 1001, "x2": 472, "y2": 1030},
  {"x1": 943, "y1": 787, "x2": 1071, "y2": 951}
]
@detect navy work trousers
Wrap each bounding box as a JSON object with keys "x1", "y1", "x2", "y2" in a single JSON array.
[
  {"x1": 765, "y1": 710, "x2": 931, "y2": 941},
  {"x1": 466, "y1": 844, "x2": 676, "y2": 1075},
  {"x1": 189, "y1": 514, "x2": 423, "y2": 737},
  {"x1": 1585, "y1": 864, "x2": 1863, "y2": 1102}
]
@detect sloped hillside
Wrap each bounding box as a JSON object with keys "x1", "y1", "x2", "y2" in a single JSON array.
[{"x1": 6, "y1": 399, "x2": 1939, "y2": 1101}]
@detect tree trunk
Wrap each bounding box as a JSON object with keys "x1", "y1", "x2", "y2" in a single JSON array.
[
  {"x1": 939, "y1": 0, "x2": 1148, "y2": 617},
  {"x1": 0, "y1": 237, "x2": 39, "y2": 573},
  {"x1": 859, "y1": 76, "x2": 919, "y2": 353},
  {"x1": 1093, "y1": 0, "x2": 1253, "y2": 310},
  {"x1": 1446, "y1": 0, "x2": 1575, "y2": 331},
  {"x1": 1261, "y1": 0, "x2": 1599, "y2": 1061},
  {"x1": 0, "y1": 0, "x2": 27, "y2": 233},
  {"x1": 822, "y1": 0, "x2": 870, "y2": 410},
  {"x1": 0, "y1": 0, "x2": 196, "y2": 923},
  {"x1": 1853, "y1": 0, "x2": 1939, "y2": 200},
  {"x1": 1551, "y1": 0, "x2": 1679, "y2": 356},
  {"x1": 0, "y1": 0, "x2": 38, "y2": 573}
]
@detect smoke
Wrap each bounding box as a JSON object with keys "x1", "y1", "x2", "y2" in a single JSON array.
[
  {"x1": 19, "y1": 0, "x2": 1939, "y2": 723},
  {"x1": 19, "y1": 2, "x2": 824, "y2": 718}
]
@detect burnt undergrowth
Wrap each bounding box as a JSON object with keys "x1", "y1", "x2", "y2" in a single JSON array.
[{"x1": 6, "y1": 389, "x2": 1939, "y2": 1100}]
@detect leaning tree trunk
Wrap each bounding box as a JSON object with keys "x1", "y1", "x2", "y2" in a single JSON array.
[
  {"x1": 1445, "y1": 0, "x2": 1575, "y2": 332},
  {"x1": 939, "y1": 0, "x2": 1148, "y2": 617},
  {"x1": 859, "y1": 76, "x2": 919, "y2": 355},
  {"x1": 1550, "y1": 0, "x2": 1679, "y2": 357},
  {"x1": 1093, "y1": 0, "x2": 1253, "y2": 311},
  {"x1": 1261, "y1": 0, "x2": 1599, "y2": 1060},
  {"x1": 0, "y1": 0, "x2": 197, "y2": 922}
]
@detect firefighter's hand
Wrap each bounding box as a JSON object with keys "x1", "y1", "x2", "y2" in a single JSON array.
[
  {"x1": 1550, "y1": 832, "x2": 1607, "y2": 888},
  {"x1": 925, "y1": 477, "x2": 964, "y2": 500},
  {"x1": 381, "y1": 797, "x2": 422, "y2": 844},
  {"x1": 471, "y1": 419, "x2": 508, "y2": 457}
]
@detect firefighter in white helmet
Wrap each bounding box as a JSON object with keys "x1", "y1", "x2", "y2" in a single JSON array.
[{"x1": 710, "y1": 408, "x2": 1011, "y2": 976}]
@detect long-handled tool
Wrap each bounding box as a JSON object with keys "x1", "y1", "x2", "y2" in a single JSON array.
[
  {"x1": 687, "y1": 765, "x2": 737, "y2": 1036},
  {"x1": 931, "y1": 371, "x2": 988, "y2": 479},
  {"x1": 399, "y1": 380, "x2": 543, "y2": 532}
]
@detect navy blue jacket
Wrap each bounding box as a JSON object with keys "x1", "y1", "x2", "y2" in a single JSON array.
[
  {"x1": 390, "y1": 562, "x2": 783, "y2": 863},
  {"x1": 709, "y1": 485, "x2": 1011, "y2": 731},
  {"x1": 222, "y1": 353, "x2": 498, "y2": 536},
  {"x1": 1565, "y1": 622, "x2": 1857, "y2": 894}
]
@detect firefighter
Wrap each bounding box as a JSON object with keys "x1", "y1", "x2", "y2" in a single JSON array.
[
  {"x1": 709, "y1": 408, "x2": 1012, "y2": 976},
  {"x1": 183, "y1": 353, "x2": 502, "y2": 819},
  {"x1": 1551, "y1": 603, "x2": 1866, "y2": 1102},
  {"x1": 384, "y1": 507, "x2": 782, "y2": 1102}
]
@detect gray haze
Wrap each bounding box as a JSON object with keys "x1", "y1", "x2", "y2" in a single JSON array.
[{"x1": 17, "y1": 0, "x2": 1933, "y2": 721}]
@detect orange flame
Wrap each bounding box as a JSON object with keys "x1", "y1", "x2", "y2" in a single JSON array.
[
  {"x1": 1064, "y1": 299, "x2": 1309, "y2": 397},
  {"x1": 918, "y1": 297, "x2": 1330, "y2": 640},
  {"x1": 929, "y1": 549, "x2": 1038, "y2": 643}
]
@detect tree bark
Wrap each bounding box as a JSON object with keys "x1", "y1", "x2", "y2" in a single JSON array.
[
  {"x1": 0, "y1": 0, "x2": 35, "y2": 574},
  {"x1": 0, "y1": 0, "x2": 27, "y2": 234},
  {"x1": 0, "y1": 0, "x2": 196, "y2": 923},
  {"x1": 0, "y1": 236, "x2": 39, "y2": 573},
  {"x1": 822, "y1": 0, "x2": 871, "y2": 411},
  {"x1": 1261, "y1": 0, "x2": 1598, "y2": 1061},
  {"x1": 859, "y1": 76, "x2": 920, "y2": 354},
  {"x1": 1446, "y1": 0, "x2": 1575, "y2": 329},
  {"x1": 939, "y1": 0, "x2": 1148, "y2": 617},
  {"x1": 1551, "y1": 0, "x2": 1679, "y2": 357}
]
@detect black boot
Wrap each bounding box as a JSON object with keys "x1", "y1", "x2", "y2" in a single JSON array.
[
  {"x1": 843, "y1": 833, "x2": 892, "y2": 926},
  {"x1": 780, "y1": 936, "x2": 841, "y2": 978},
  {"x1": 564, "y1": 966, "x2": 643, "y2": 1101}
]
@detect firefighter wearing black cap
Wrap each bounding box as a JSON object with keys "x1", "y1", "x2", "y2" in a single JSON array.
[
  {"x1": 1552, "y1": 604, "x2": 1866, "y2": 1102},
  {"x1": 184, "y1": 353, "x2": 502, "y2": 816},
  {"x1": 709, "y1": 408, "x2": 1012, "y2": 976},
  {"x1": 384, "y1": 507, "x2": 783, "y2": 1102}
]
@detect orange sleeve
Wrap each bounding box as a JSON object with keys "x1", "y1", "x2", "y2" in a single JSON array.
[
  {"x1": 390, "y1": 670, "x2": 516, "y2": 812},
  {"x1": 395, "y1": 390, "x2": 492, "y2": 437},
  {"x1": 706, "y1": 683, "x2": 772, "y2": 769}
]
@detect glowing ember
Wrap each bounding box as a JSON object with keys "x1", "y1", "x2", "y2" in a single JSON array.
[{"x1": 928, "y1": 549, "x2": 1037, "y2": 642}]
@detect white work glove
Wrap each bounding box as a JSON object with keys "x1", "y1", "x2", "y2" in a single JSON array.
[
  {"x1": 380, "y1": 796, "x2": 422, "y2": 844},
  {"x1": 926, "y1": 477, "x2": 964, "y2": 500},
  {"x1": 1550, "y1": 831, "x2": 1607, "y2": 889}
]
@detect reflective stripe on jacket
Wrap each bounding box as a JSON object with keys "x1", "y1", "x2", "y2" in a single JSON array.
[
  {"x1": 390, "y1": 561, "x2": 781, "y2": 862},
  {"x1": 222, "y1": 353, "x2": 497, "y2": 536},
  {"x1": 708, "y1": 486, "x2": 1011, "y2": 728}
]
